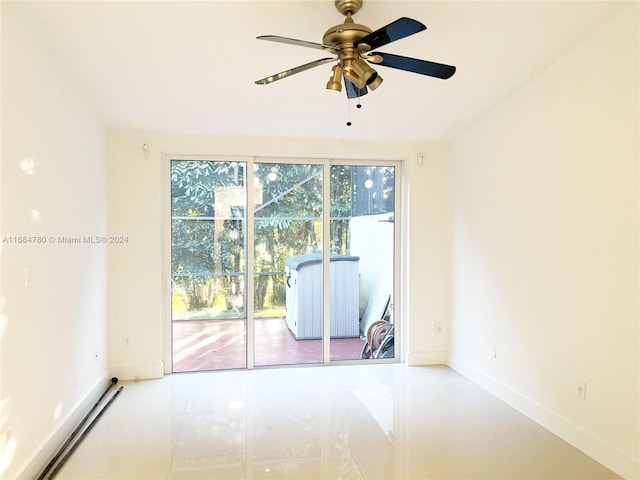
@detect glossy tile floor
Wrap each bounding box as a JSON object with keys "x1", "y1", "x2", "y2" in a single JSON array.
[{"x1": 57, "y1": 364, "x2": 619, "y2": 479}]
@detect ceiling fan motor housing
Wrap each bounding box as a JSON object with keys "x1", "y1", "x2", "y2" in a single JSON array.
[{"x1": 322, "y1": 18, "x2": 372, "y2": 49}]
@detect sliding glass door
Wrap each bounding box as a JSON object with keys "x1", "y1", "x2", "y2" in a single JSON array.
[
  {"x1": 329, "y1": 164, "x2": 396, "y2": 361},
  {"x1": 169, "y1": 157, "x2": 399, "y2": 372},
  {"x1": 170, "y1": 160, "x2": 247, "y2": 372},
  {"x1": 253, "y1": 161, "x2": 324, "y2": 366}
]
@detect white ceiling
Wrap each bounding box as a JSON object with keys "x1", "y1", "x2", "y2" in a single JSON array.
[{"x1": 18, "y1": 1, "x2": 624, "y2": 142}]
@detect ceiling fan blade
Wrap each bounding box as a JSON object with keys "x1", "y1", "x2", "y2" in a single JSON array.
[
  {"x1": 355, "y1": 17, "x2": 426, "y2": 51},
  {"x1": 257, "y1": 35, "x2": 339, "y2": 54},
  {"x1": 343, "y1": 76, "x2": 368, "y2": 99},
  {"x1": 255, "y1": 58, "x2": 335, "y2": 85},
  {"x1": 374, "y1": 52, "x2": 456, "y2": 79}
]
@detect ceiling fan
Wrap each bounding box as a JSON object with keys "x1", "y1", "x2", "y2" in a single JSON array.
[{"x1": 255, "y1": 0, "x2": 456, "y2": 100}]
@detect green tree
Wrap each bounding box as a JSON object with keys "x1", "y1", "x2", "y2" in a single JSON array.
[
  {"x1": 171, "y1": 160, "x2": 354, "y2": 318},
  {"x1": 171, "y1": 160, "x2": 246, "y2": 313}
]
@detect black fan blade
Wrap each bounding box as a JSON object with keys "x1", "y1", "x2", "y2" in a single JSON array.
[
  {"x1": 355, "y1": 17, "x2": 426, "y2": 51},
  {"x1": 374, "y1": 52, "x2": 456, "y2": 79},
  {"x1": 257, "y1": 35, "x2": 339, "y2": 54},
  {"x1": 343, "y1": 76, "x2": 368, "y2": 99},
  {"x1": 255, "y1": 58, "x2": 335, "y2": 85}
]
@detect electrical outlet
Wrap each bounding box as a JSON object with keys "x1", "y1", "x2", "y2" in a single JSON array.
[
  {"x1": 490, "y1": 344, "x2": 497, "y2": 358},
  {"x1": 123, "y1": 336, "x2": 130, "y2": 349},
  {"x1": 435, "y1": 323, "x2": 443, "y2": 335},
  {"x1": 577, "y1": 381, "x2": 587, "y2": 400}
]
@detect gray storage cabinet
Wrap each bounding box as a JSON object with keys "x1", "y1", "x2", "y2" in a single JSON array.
[{"x1": 285, "y1": 253, "x2": 360, "y2": 339}]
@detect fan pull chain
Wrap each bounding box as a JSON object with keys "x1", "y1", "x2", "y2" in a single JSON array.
[{"x1": 346, "y1": 95, "x2": 363, "y2": 127}]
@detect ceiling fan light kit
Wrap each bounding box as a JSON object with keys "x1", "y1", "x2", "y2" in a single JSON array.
[
  {"x1": 326, "y1": 64, "x2": 344, "y2": 92},
  {"x1": 255, "y1": 0, "x2": 456, "y2": 120}
]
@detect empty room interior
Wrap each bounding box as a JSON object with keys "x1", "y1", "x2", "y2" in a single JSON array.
[{"x1": 1, "y1": 1, "x2": 638, "y2": 479}]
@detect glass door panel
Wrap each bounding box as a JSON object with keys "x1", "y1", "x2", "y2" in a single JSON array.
[
  {"x1": 171, "y1": 160, "x2": 247, "y2": 372},
  {"x1": 330, "y1": 165, "x2": 396, "y2": 361},
  {"x1": 169, "y1": 158, "x2": 399, "y2": 372},
  {"x1": 253, "y1": 162, "x2": 324, "y2": 367}
]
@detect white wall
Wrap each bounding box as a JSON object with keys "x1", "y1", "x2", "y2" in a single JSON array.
[
  {"x1": 0, "y1": 4, "x2": 109, "y2": 479},
  {"x1": 107, "y1": 132, "x2": 451, "y2": 377},
  {"x1": 407, "y1": 147, "x2": 451, "y2": 363},
  {"x1": 448, "y1": 5, "x2": 638, "y2": 479},
  {"x1": 351, "y1": 214, "x2": 395, "y2": 316}
]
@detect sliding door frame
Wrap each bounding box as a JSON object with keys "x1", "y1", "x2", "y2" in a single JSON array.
[
  {"x1": 328, "y1": 158, "x2": 403, "y2": 366},
  {"x1": 161, "y1": 154, "x2": 403, "y2": 373}
]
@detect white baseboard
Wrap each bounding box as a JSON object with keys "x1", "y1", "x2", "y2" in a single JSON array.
[
  {"x1": 405, "y1": 350, "x2": 447, "y2": 365},
  {"x1": 110, "y1": 362, "x2": 164, "y2": 381},
  {"x1": 19, "y1": 375, "x2": 112, "y2": 480},
  {"x1": 448, "y1": 354, "x2": 639, "y2": 480}
]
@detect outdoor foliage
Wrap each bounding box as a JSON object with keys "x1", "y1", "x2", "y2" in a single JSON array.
[
  {"x1": 171, "y1": 160, "x2": 394, "y2": 319},
  {"x1": 171, "y1": 161, "x2": 246, "y2": 314},
  {"x1": 172, "y1": 161, "x2": 349, "y2": 318}
]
